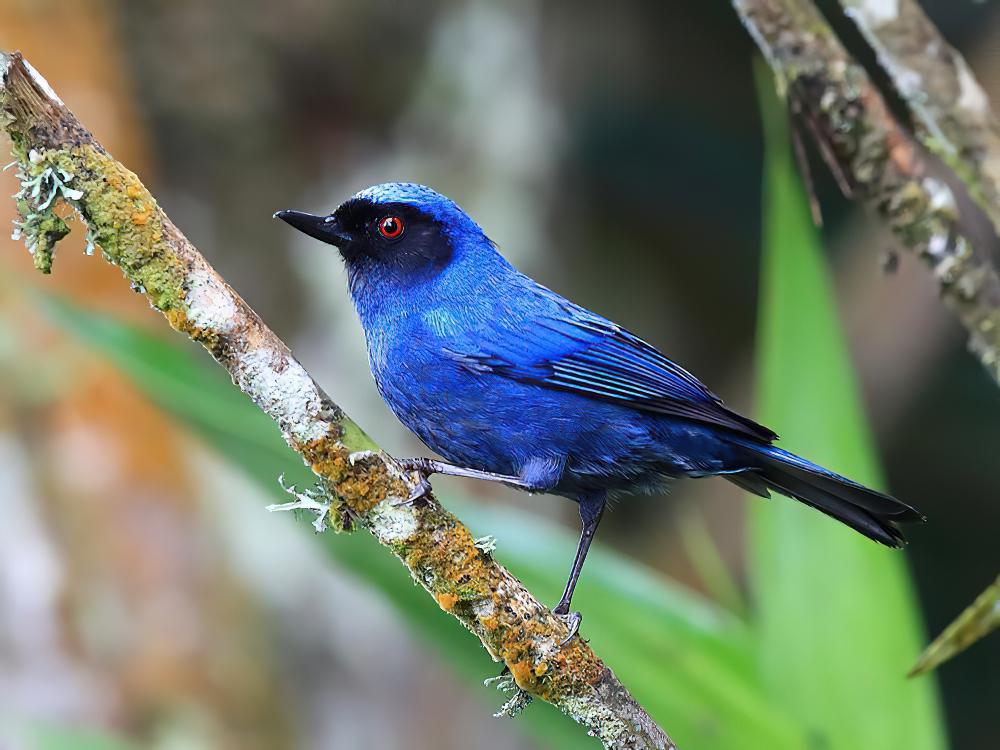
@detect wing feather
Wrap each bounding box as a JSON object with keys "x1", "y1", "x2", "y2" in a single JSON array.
[{"x1": 445, "y1": 295, "x2": 777, "y2": 442}]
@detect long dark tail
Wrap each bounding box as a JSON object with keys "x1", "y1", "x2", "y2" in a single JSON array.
[{"x1": 724, "y1": 443, "x2": 924, "y2": 547}]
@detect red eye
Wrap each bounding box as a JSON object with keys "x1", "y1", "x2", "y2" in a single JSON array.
[{"x1": 378, "y1": 215, "x2": 404, "y2": 239}]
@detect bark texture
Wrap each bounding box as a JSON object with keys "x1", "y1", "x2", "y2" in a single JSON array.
[
  {"x1": 733, "y1": 0, "x2": 1000, "y2": 384},
  {"x1": 840, "y1": 0, "x2": 1000, "y2": 237}
]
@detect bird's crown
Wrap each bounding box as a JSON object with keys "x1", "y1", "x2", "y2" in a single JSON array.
[
  {"x1": 348, "y1": 182, "x2": 480, "y2": 233},
  {"x1": 353, "y1": 182, "x2": 449, "y2": 207}
]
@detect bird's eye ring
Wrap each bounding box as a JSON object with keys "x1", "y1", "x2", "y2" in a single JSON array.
[{"x1": 377, "y1": 215, "x2": 404, "y2": 240}]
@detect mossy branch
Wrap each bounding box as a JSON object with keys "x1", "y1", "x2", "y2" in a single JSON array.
[
  {"x1": 839, "y1": 0, "x2": 1000, "y2": 239},
  {"x1": 732, "y1": 0, "x2": 1000, "y2": 385},
  {"x1": 0, "y1": 51, "x2": 675, "y2": 750}
]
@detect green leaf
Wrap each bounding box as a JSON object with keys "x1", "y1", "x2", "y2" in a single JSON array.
[
  {"x1": 36, "y1": 294, "x2": 315, "y2": 490},
  {"x1": 910, "y1": 574, "x2": 1000, "y2": 677},
  {"x1": 20, "y1": 724, "x2": 136, "y2": 750},
  {"x1": 38, "y1": 294, "x2": 801, "y2": 748},
  {"x1": 752, "y1": 60, "x2": 946, "y2": 749}
]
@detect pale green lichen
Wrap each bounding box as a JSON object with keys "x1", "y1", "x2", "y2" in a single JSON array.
[
  {"x1": 5, "y1": 143, "x2": 188, "y2": 312},
  {"x1": 560, "y1": 693, "x2": 634, "y2": 746},
  {"x1": 474, "y1": 534, "x2": 498, "y2": 554},
  {"x1": 8, "y1": 148, "x2": 81, "y2": 273},
  {"x1": 236, "y1": 348, "x2": 333, "y2": 444},
  {"x1": 367, "y1": 501, "x2": 419, "y2": 542},
  {"x1": 268, "y1": 475, "x2": 333, "y2": 533},
  {"x1": 485, "y1": 672, "x2": 533, "y2": 718},
  {"x1": 185, "y1": 266, "x2": 240, "y2": 334}
]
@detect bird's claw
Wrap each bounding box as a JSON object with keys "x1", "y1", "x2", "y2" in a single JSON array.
[
  {"x1": 393, "y1": 472, "x2": 433, "y2": 506},
  {"x1": 389, "y1": 458, "x2": 434, "y2": 506},
  {"x1": 552, "y1": 605, "x2": 582, "y2": 646}
]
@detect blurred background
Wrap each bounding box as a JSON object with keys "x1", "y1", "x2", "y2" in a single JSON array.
[{"x1": 0, "y1": 1, "x2": 997, "y2": 748}]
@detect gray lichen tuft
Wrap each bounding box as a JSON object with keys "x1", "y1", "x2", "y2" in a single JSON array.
[{"x1": 8, "y1": 148, "x2": 84, "y2": 273}]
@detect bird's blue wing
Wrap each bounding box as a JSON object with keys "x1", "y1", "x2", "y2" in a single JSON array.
[{"x1": 444, "y1": 291, "x2": 777, "y2": 443}]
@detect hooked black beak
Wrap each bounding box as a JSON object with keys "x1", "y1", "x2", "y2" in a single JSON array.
[{"x1": 273, "y1": 209, "x2": 351, "y2": 247}]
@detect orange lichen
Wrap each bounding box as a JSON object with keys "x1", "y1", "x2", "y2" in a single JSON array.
[
  {"x1": 299, "y1": 437, "x2": 402, "y2": 518},
  {"x1": 160, "y1": 306, "x2": 221, "y2": 354},
  {"x1": 435, "y1": 592, "x2": 459, "y2": 611},
  {"x1": 480, "y1": 615, "x2": 498, "y2": 631},
  {"x1": 296, "y1": 442, "x2": 610, "y2": 705},
  {"x1": 508, "y1": 660, "x2": 533, "y2": 689}
]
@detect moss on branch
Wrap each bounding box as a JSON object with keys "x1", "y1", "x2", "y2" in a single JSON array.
[
  {"x1": 733, "y1": 0, "x2": 1000, "y2": 384},
  {"x1": 839, "y1": 0, "x2": 1000, "y2": 238}
]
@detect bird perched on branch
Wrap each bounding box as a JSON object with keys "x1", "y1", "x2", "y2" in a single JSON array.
[{"x1": 276, "y1": 183, "x2": 922, "y2": 639}]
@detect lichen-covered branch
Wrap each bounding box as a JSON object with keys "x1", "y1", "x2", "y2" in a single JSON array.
[
  {"x1": 839, "y1": 0, "x2": 1000, "y2": 237},
  {"x1": 0, "y1": 51, "x2": 674, "y2": 750},
  {"x1": 732, "y1": 0, "x2": 1000, "y2": 384}
]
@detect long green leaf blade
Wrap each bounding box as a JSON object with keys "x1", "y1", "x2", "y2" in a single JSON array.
[{"x1": 752, "y1": 62, "x2": 946, "y2": 749}]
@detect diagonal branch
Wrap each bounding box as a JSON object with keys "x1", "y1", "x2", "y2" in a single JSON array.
[
  {"x1": 0, "y1": 51, "x2": 674, "y2": 750},
  {"x1": 733, "y1": 0, "x2": 1000, "y2": 385},
  {"x1": 839, "y1": 0, "x2": 1000, "y2": 238}
]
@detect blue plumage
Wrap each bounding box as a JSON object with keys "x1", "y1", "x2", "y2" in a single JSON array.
[{"x1": 276, "y1": 183, "x2": 922, "y2": 631}]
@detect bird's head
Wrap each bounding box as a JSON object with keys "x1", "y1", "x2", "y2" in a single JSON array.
[{"x1": 275, "y1": 183, "x2": 487, "y2": 278}]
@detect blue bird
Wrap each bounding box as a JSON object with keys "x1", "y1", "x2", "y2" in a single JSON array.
[{"x1": 276, "y1": 183, "x2": 922, "y2": 637}]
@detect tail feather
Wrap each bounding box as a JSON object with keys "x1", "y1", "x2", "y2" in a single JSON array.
[
  {"x1": 725, "y1": 444, "x2": 924, "y2": 548},
  {"x1": 725, "y1": 470, "x2": 771, "y2": 499}
]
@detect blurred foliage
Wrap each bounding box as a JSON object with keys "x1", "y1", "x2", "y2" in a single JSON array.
[
  {"x1": 20, "y1": 724, "x2": 136, "y2": 750},
  {"x1": 34, "y1": 72, "x2": 947, "y2": 746}
]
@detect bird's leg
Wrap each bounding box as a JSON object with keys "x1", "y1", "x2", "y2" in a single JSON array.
[
  {"x1": 553, "y1": 496, "x2": 606, "y2": 645},
  {"x1": 396, "y1": 457, "x2": 532, "y2": 487},
  {"x1": 482, "y1": 496, "x2": 603, "y2": 693},
  {"x1": 394, "y1": 457, "x2": 535, "y2": 504}
]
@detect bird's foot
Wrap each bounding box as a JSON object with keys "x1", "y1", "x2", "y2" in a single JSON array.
[
  {"x1": 394, "y1": 457, "x2": 435, "y2": 473},
  {"x1": 392, "y1": 457, "x2": 434, "y2": 506},
  {"x1": 348, "y1": 452, "x2": 433, "y2": 506},
  {"x1": 400, "y1": 473, "x2": 433, "y2": 506},
  {"x1": 268, "y1": 474, "x2": 331, "y2": 533},
  {"x1": 552, "y1": 601, "x2": 582, "y2": 646},
  {"x1": 394, "y1": 457, "x2": 532, "y2": 490}
]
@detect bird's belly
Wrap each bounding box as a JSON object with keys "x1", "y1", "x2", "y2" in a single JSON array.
[
  {"x1": 374, "y1": 356, "x2": 704, "y2": 496},
  {"x1": 379, "y1": 366, "x2": 561, "y2": 473}
]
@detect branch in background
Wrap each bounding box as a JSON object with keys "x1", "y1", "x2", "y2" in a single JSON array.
[
  {"x1": 732, "y1": 0, "x2": 1000, "y2": 386},
  {"x1": 0, "y1": 51, "x2": 674, "y2": 750},
  {"x1": 840, "y1": 0, "x2": 1000, "y2": 238},
  {"x1": 909, "y1": 574, "x2": 1000, "y2": 677},
  {"x1": 733, "y1": 0, "x2": 999, "y2": 675}
]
